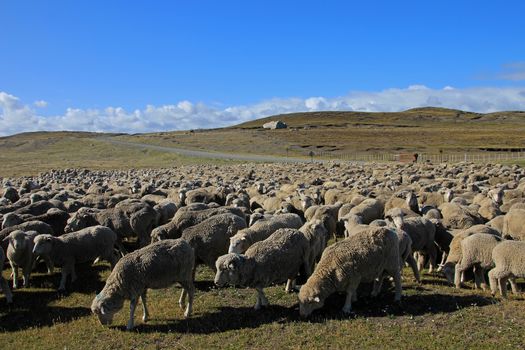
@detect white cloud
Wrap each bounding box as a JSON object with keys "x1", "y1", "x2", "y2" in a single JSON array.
[
  {"x1": 1, "y1": 86, "x2": 525, "y2": 136},
  {"x1": 34, "y1": 100, "x2": 48, "y2": 108}
]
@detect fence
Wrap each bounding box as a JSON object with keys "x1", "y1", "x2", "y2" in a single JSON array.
[{"x1": 303, "y1": 150, "x2": 525, "y2": 164}]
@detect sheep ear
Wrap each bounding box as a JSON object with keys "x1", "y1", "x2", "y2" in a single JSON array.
[
  {"x1": 313, "y1": 297, "x2": 320, "y2": 303},
  {"x1": 228, "y1": 263, "x2": 236, "y2": 270},
  {"x1": 240, "y1": 237, "x2": 246, "y2": 241},
  {"x1": 100, "y1": 306, "x2": 107, "y2": 315},
  {"x1": 1, "y1": 236, "x2": 9, "y2": 244}
]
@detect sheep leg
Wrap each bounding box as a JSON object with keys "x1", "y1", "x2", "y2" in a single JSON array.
[
  {"x1": 285, "y1": 279, "x2": 296, "y2": 293},
  {"x1": 179, "y1": 289, "x2": 187, "y2": 310},
  {"x1": 473, "y1": 265, "x2": 484, "y2": 290},
  {"x1": 127, "y1": 297, "x2": 138, "y2": 330},
  {"x1": 391, "y1": 268, "x2": 402, "y2": 302},
  {"x1": 405, "y1": 253, "x2": 421, "y2": 283},
  {"x1": 436, "y1": 252, "x2": 448, "y2": 272},
  {"x1": 44, "y1": 256, "x2": 54, "y2": 274},
  {"x1": 10, "y1": 262, "x2": 19, "y2": 289},
  {"x1": 509, "y1": 277, "x2": 520, "y2": 294},
  {"x1": 371, "y1": 273, "x2": 385, "y2": 297},
  {"x1": 426, "y1": 243, "x2": 437, "y2": 274},
  {"x1": 499, "y1": 276, "x2": 509, "y2": 298},
  {"x1": 342, "y1": 279, "x2": 360, "y2": 314},
  {"x1": 488, "y1": 269, "x2": 499, "y2": 296},
  {"x1": 22, "y1": 263, "x2": 31, "y2": 288},
  {"x1": 180, "y1": 281, "x2": 194, "y2": 318},
  {"x1": 0, "y1": 277, "x2": 13, "y2": 304},
  {"x1": 416, "y1": 252, "x2": 425, "y2": 273},
  {"x1": 141, "y1": 291, "x2": 149, "y2": 322},
  {"x1": 58, "y1": 264, "x2": 71, "y2": 291},
  {"x1": 254, "y1": 287, "x2": 269, "y2": 310},
  {"x1": 70, "y1": 266, "x2": 77, "y2": 283},
  {"x1": 454, "y1": 262, "x2": 466, "y2": 289}
]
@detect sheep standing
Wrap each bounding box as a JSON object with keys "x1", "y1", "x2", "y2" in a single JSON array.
[
  {"x1": 0, "y1": 246, "x2": 13, "y2": 303},
  {"x1": 33, "y1": 225, "x2": 118, "y2": 291},
  {"x1": 299, "y1": 221, "x2": 328, "y2": 275},
  {"x1": 4, "y1": 230, "x2": 39, "y2": 288},
  {"x1": 454, "y1": 233, "x2": 504, "y2": 290},
  {"x1": 91, "y1": 239, "x2": 195, "y2": 330},
  {"x1": 488, "y1": 240, "x2": 525, "y2": 297},
  {"x1": 215, "y1": 228, "x2": 311, "y2": 309},
  {"x1": 181, "y1": 213, "x2": 247, "y2": 271},
  {"x1": 298, "y1": 227, "x2": 401, "y2": 317},
  {"x1": 228, "y1": 213, "x2": 303, "y2": 254}
]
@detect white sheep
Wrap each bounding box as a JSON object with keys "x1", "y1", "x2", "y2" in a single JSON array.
[
  {"x1": 488, "y1": 240, "x2": 525, "y2": 297},
  {"x1": 4, "y1": 230, "x2": 39, "y2": 288},
  {"x1": 298, "y1": 226, "x2": 401, "y2": 317},
  {"x1": 228, "y1": 213, "x2": 303, "y2": 254},
  {"x1": 215, "y1": 228, "x2": 311, "y2": 309},
  {"x1": 91, "y1": 239, "x2": 195, "y2": 330},
  {"x1": 32, "y1": 225, "x2": 118, "y2": 291}
]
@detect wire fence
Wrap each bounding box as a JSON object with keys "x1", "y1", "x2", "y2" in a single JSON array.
[{"x1": 303, "y1": 150, "x2": 525, "y2": 163}]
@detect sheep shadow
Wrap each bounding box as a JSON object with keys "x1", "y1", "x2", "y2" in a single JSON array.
[
  {"x1": 123, "y1": 290, "x2": 497, "y2": 334},
  {"x1": 0, "y1": 289, "x2": 91, "y2": 332}
]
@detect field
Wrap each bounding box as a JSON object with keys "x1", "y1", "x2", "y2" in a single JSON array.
[
  {"x1": 2, "y1": 262, "x2": 525, "y2": 350},
  {"x1": 2, "y1": 108, "x2": 525, "y2": 349}
]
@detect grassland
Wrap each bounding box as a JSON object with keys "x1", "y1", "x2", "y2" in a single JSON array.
[{"x1": 2, "y1": 262, "x2": 525, "y2": 350}]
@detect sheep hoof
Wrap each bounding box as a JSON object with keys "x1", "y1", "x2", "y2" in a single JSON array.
[{"x1": 342, "y1": 307, "x2": 352, "y2": 315}]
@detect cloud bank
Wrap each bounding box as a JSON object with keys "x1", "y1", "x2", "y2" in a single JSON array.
[{"x1": 1, "y1": 86, "x2": 525, "y2": 136}]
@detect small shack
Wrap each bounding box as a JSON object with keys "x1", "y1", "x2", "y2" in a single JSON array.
[{"x1": 262, "y1": 120, "x2": 287, "y2": 129}]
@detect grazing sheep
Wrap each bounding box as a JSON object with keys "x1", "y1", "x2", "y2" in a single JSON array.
[
  {"x1": 154, "y1": 201, "x2": 178, "y2": 225},
  {"x1": 248, "y1": 212, "x2": 273, "y2": 227},
  {"x1": 91, "y1": 239, "x2": 195, "y2": 330},
  {"x1": 0, "y1": 246, "x2": 13, "y2": 303},
  {"x1": 299, "y1": 221, "x2": 328, "y2": 274},
  {"x1": 488, "y1": 240, "x2": 525, "y2": 297},
  {"x1": 454, "y1": 233, "x2": 503, "y2": 290},
  {"x1": 181, "y1": 213, "x2": 247, "y2": 271},
  {"x1": 439, "y1": 202, "x2": 484, "y2": 230},
  {"x1": 4, "y1": 230, "x2": 39, "y2": 288},
  {"x1": 215, "y1": 228, "x2": 311, "y2": 309},
  {"x1": 150, "y1": 206, "x2": 245, "y2": 242},
  {"x1": 395, "y1": 228, "x2": 420, "y2": 283},
  {"x1": 32, "y1": 226, "x2": 118, "y2": 291},
  {"x1": 298, "y1": 226, "x2": 401, "y2": 317},
  {"x1": 228, "y1": 213, "x2": 303, "y2": 254},
  {"x1": 310, "y1": 204, "x2": 341, "y2": 240}
]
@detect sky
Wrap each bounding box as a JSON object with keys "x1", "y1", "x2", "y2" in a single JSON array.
[{"x1": 1, "y1": 1, "x2": 525, "y2": 135}]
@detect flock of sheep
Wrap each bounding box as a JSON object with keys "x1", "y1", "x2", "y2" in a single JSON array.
[{"x1": 1, "y1": 161, "x2": 525, "y2": 330}]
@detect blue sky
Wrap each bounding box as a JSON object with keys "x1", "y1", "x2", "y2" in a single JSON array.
[{"x1": 1, "y1": 1, "x2": 524, "y2": 135}]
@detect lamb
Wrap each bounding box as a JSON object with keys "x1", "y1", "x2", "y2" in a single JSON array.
[
  {"x1": 4, "y1": 230, "x2": 40, "y2": 288},
  {"x1": 454, "y1": 233, "x2": 504, "y2": 290},
  {"x1": 91, "y1": 239, "x2": 195, "y2": 330},
  {"x1": 215, "y1": 228, "x2": 311, "y2": 309},
  {"x1": 150, "y1": 206, "x2": 245, "y2": 242},
  {"x1": 65, "y1": 200, "x2": 157, "y2": 247},
  {"x1": 32, "y1": 225, "x2": 118, "y2": 291},
  {"x1": 228, "y1": 213, "x2": 303, "y2": 254},
  {"x1": 0, "y1": 246, "x2": 13, "y2": 303},
  {"x1": 180, "y1": 213, "x2": 247, "y2": 271},
  {"x1": 488, "y1": 240, "x2": 525, "y2": 297},
  {"x1": 298, "y1": 226, "x2": 401, "y2": 317}
]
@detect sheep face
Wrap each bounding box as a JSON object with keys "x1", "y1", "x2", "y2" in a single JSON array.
[
  {"x1": 91, "y1": 292, "x2": 124, "y2": 326},
  {"x1": 214, "y1": 254, "x2": 245, "y2": 287},
  {"x1": 32, "y1": 234, "x2": 54, "y2": 256},
  {"x1": 298, "y1": 287, "x2": 324, "y2": 317},
  {"x1": 228, "y1": 237, "x2": 248, "y2": 254},
  {"x1": 64, "y1": 209, "x2": 92, "y2": 233},
  {"x1": 441, "y1": 263, "x2": 455, "y2": 284},
  {"x1": 2, "y1": 213, "x2": 22, "y2": 229},
  {"x1": 9, "y1": 230, "x2": 27, "y2": 251},
  {"x1": 248, "y1": 213, "x2": 264, "y2": 227}
]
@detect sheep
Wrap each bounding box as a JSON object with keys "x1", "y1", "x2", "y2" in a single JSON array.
[
  {"x1": 299, "y1": 221, "x2": 328, "y2": 274},
  {"x1": 488, "y1": 240, "x2": 525, "y2": 297},
  {"x1": 310, "y1": 203, "x2": 341, "y2": 240},
  {"x1": 394, "y1": 228, "x2": 420, "y2": 283},
  {"x1": 248, "y1": 212, "x2": 273, "y2": 227},
  {"x1": 2, "y1": 186, "x2": 19, "y2": 204},
  {"x1": 180, "y1": 213, "x2": 247, "y2": 271},
  {"x1": 4, "y1": 230, "x2": 39, "y2": 288},
  {"x1": 387, "y1": 208, "x2": 437, "y2": 273},
  {"x1": 0, "y1": 246, "x2": 13, "y2": 304},
  {"x1": 215, "y1": 228, "x2": 311, "y2": 309},
  {"x1": 228, "y1": 213, "x2": 303, "y2": 254},
  {"x1": 0, "y1": 220, "x2": 54, "y2": 249},
  {"x1": 91, "y1": 239, "x2": 195, "y2": 330},
  {"x1": 441, "y1": 225, "x2": 500, "y2": 284},
  {"x1": 439, "y1": 202, "x2": 484, "y2": 230},
  {"x1": 454, "y1": 233, "x2": 504, "y2": 290},
  {"x1": 501, "y1": 208, "x2": 525, "y2": 240},
  {"x1": 298, "y1": 226, "x2": 401, "y2": 317},
  {"x1": 349, "y1": 198, "x2": 384, "y2": 224},
  {"x1": 65, "y1": 200, "x2": 157, "y2": 247},
  {"x1": 32, "y1": 225, "x2": 118, "y2": 291},
  {"x1": 150, "y1": 206, "x2": 245, "y2": 242},
  {"x1": 486, "y1": 215, "x2": 505, "y2": 234},
  {"x1": 153, "y1": 200, "x2": 178, "y2": 226}
]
